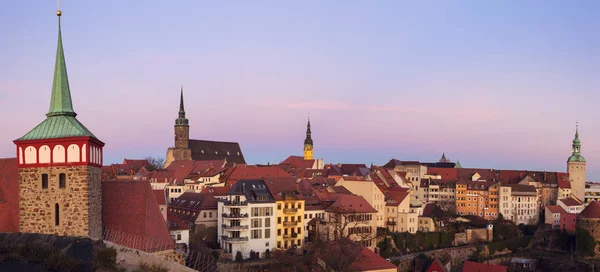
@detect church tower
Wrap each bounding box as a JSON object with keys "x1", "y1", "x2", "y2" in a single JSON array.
[
  {"x1": 567, "y1": 124, "x2": 586, "y2": 202},
  {"x1": 13, "y1": 8, "x2": 104, "y2": 239},
  {"x1": 171, "y1": 86, "x2": 192, "y2": 161},
  {"x1": 303, "y1": 116, "x2": 314, "y2": 160}
]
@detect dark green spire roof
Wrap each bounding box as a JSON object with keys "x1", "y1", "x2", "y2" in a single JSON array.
[
  {"x1": 47, "y1": 15, "x2": 75, "y2": 117},
  {"x1": 175, "y1": 85, "x2": 189, "y2": 126},
  {"x1": 17, "y1": 10, "x2": 98, "y2": 141},
  {"x1": 304, "y1": 116, "x2": 313, "y2": 146},
  {"x1": 568, "y1": 123, "x2": 585, "y2": 163}
]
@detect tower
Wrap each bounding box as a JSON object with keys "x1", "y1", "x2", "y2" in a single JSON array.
[
  {"x1": 567, "y1": 124, "x2": 586, "y2": 202},
  {"x1": 303, "y1": 116, "x2": 314, "y2": 160},
  {"x1": 13, "y1": 8, "x2": 104, "y2": 239},
  {"x1": 172, "y1": 86, "x2": 192, "y2": 161}
]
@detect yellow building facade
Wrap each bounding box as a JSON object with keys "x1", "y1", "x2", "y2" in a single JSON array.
[{"x1": 275, "y1": 196, "x2": 305, "y2": 250}]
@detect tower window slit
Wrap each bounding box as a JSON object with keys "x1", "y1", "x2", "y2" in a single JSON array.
[
  {"x1": 42, "y1": 174, "x2": 48, "y2": 189},
  {"x1": 59, "y1": 173, "x2": 66, "y2": 188},
  {"x1": 55, "y1": 203, "x2": 60, "y2": 226}
]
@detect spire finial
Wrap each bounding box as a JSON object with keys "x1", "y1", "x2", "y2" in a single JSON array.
[
  {"x1": 57, "y1": 0, "x2": 62, "y2": 16},
  {"x1": 178, "y1": 85, "x2": 185, "y2": 118},
  {"x1": 576, "y1": 121, "x2": 579, "y2": 138}
]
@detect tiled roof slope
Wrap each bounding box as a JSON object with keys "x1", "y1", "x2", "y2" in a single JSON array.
[
  {"x1": 0, "y1": 158, "x2": 19, "y2": 232},
  {"x1": 546, "y1": 205, "x2": 566, "y2": 214},
  {"x1": 102, "y1": 181, "x2": 174, "y2": 252},
  {"x1": 189, "y1": 139, "x2": 246, "y2": 164},
  {"x1": 579, "y1": 201, "x2": 600, "y2": 219},
  {"x1": 462, "y1": 261, "x2": 507, "y2": 272},
  {"x1": 153, "y1": 190, "x2": 167, "y2": 205},
  {"x1": 350, "y1": 247, "x2": 397, "y2": 271},
  {"x1": 280, "y1": 155, "x2": 315, "y2": 169},
  {"x1": 326, "y1": 195, "x2": 377, "y2": 213}
]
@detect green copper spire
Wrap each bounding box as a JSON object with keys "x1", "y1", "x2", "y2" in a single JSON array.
[
  {"x1": 16, "y1": 8, "x2": 99, "y2": 141},
  {"x1": 304, "y1": 115, "x2": 313, "y2": 146},
  {"x1": 568, "y1": 123, "x2": 585, "y2": 162},
  {"x1": 47, "y1": 12, "x2": 76, "y2": 117},
  {"x1": 175, "y1": 85, "x2": 189, "y2": 126}
]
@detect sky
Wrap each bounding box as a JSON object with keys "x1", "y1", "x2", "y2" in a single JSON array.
[{"x1": 1, "y1": 1, "x2": 599, "y2": 178}]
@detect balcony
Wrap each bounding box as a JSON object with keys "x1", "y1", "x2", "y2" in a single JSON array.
[
  {"x1": 283, "y1": 208, "x2": 298, "y2": 214},
  {"x1": 221, "y1": 236, "x2": 248, "y2": 243},
  {"x1": 386, "y1": 221, "x2": 397, "y2": 226},
  {"x1": 222, "y1": 200, "x2": 248, "y2": 206},
  {"x1": 222, "y1": 224, "x2": 249, "y2": 231},
  {"x1": 283, "y1": 233, "x2": 299, "y2": 239},
  {"x1": 283, "y1": 221, "x2": 299, "y2": 227},
  {"x1": 222, "y1": 213, "x2": 249, "y2": 219}
]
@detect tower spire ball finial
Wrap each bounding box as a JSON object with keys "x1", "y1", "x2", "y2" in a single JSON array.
[{"x1": 57, "y1": 0, "x2": 62, "y2": 16}]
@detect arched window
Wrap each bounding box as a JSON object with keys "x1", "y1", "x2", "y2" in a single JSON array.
[
  {"x1": 55, "y1": 203, "x2": 60, "y2": 226},
  {"x1": 59, "y1": 173, "x2": 66, "y2": 189},
  {"x1": 42, "y1": 174, "x2": 49, "y2": 189}
]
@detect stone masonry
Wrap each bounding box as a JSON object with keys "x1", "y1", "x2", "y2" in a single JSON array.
[{"x1": 19, "y1": 165, "x2": 102, "y2": 239}]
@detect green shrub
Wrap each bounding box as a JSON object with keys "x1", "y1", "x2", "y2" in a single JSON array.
[
  {"x1": 94, "y1": 247, "x2": 118, "y2": 270},
  {"x1": 391, "y1": 259, "x2": 401, "y2": 266}
]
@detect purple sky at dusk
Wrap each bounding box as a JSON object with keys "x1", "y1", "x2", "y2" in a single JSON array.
[{"x1": 1, "y1": 1, "x2": 599, "y2": 178}]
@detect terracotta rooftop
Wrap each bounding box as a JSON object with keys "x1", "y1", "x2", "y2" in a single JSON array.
[
  {"x1": 225, "y1": 165, "x2": 292, "y2": 182},
  {"x1": 558, "y1": 178, "x2": 571, "y2": 189},
  {"x1": 170, "y1": 192, "x2": 218, "y2": 222},
  {"x1": 102, "y1": 181, "x2": 174, "y2": 252},
  {"x1": 153, "y1": 190, "x2": 167, "y2": 206},
  {"x1": 546, "y1": 205, "x2": 566, "y2": 214},
  {"x1": 325, "y1": 194, "x2": 377, "y2": 213},
  {"x1": 200, "y1": 186, "x2": 231, "y2": 196},
  {"x1": 560, "y1": 197, "x2": 582, "y2": 207},
  {"x1": 188, "y1": 139, "x2": 246, "y2": 164},
  {"x1": 385, "y1": 191, "x2": 409, "y2": 207},
  {"x1": 579, "y1": 201, "x2": 600, "y2": 219},
  {"x1": 280, "y1": 155, "x2": 315, "y2": 170},
  {"x1": 462, "y1": 261, "x2": 507, "y2": 272},
  {"x1": 167, "y1": 211, "x2": 190, "y2": 231},
  {"x1": 0, "y1": 158, "x2": 19, "y2": 232},
  {"x1": 350, "y1": 247, "x2": 397, "y2": 271}
]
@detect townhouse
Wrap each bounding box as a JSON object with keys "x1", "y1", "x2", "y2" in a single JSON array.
[
  {"x1": 217, "y1": 180, "x2": 276, "y2": 259},
  {"x1": 455, "y1": 179, "x2": 499, "y2": 219},
  {"x1": 263, "y1": 177, "x2": 306, "y2": 250},
  {"x1": 335, "y1": 176, "x2": 386, "y2": 228},
  {"x1": 499, "y1": 184, "x2": 538, "y2": 225}
]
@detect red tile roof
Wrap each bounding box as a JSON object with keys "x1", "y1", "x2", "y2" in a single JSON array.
[
  {"x1": 579, "y1": 201, "x2": 600, "y2": 219},
  {"x1": 426, "y1": 258, "x2": 447, "y2": 272},
  {"x1": 326, "y1": 195, "x2": 377, "y2": 213},
  {"x1": 560, "y1": 197, "x2": 582, "y2": 207},
  {"x1": 462, "y1": 261, "x2": 507, "y2": 272},
  {"x1": 281, "y1": 155, "x2": 316, "y2": 169},
  {"x1": 351, "y1": 247, "x2": 397, "y2": 271},
  {"x1": 427, "y1": 168, "x2": 459, "y2": 179},
  {"x1": 200, "y1": 186, "x2": 231, "y2": 196},
  {"x1": 385, "y1": 191, "x2": 409, "y2": 207},
  {"x1": 558, "y1": 178, "x2": 571, "y2": 189},
  {"x1": 167, "y1": 211, "x2": 190, "y2": 231},
  {"x1": 123, "y1": 159, "x2": 151, "y2": 169},
  {"x1": 225, "y1": 165, "x2": 292, "y2": 182},
  {"x1": 0, "y1": 158, "x2": 19, "y2": 232},
  {"x1": 546, "y1": 205, "x2": 566, "y2": 214},
  {"x1": 263, "y1": 176, "x2": 305, "y2": 201},
  {"x1": 153, "y1": 190, "x2": 167, "y2": 206},
  {"x1": 170, "y1": 192, "x2": 219, "y2": 222},
  {"x1": 422, "y1": 203, "x2": 445, "y2": 218},
  {"x1": 102, "y1": 181, "x2": 174, "y2": 252}
]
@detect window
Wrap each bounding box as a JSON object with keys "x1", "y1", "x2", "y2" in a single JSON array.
[
  {"x1": 298, "y1": 203, "x2": 302, "y2": 209},
  {"x1": 252, "y1": 229, "x2": 262, "y2": 239},
  {"x1": 277, "y1": 229, "x2": 281, "y2": 236},
  {"x1": 42, "y1": 174, "x2": 48, "y2": 189},
  {"x1": 277, "y1": 241, "x2": 281, "y2": 248},
  {"x1": 304, "y1": 214, "x2": 308, "y2": 219},
  {"x1": 55, "y1": 203, "x2": 60, "y2": 226},
  {"x1": 278, "y1": 217, "x2": 281, "y2": 224},
  {"x1": 203, "y1": 212, "x2": 207, "y2": 218},
  {"x1": 265, "y1": 229, "x2": 270, "y2": 238},
  {"x1": 177, "y1": 234, "x2": 181, "y2": 240},
  {"x1": 277, "y1": 204, "x2": 281, "y2": 210},
  {"x1": 59, "y1": 173, "x2": 66, "y2": 188},
  {"x1": 265, "y1": 218, "x2": 271, "y2": 228},
  {"x1": 252, "y1": 219, "x2": 262, "y2": 228}
]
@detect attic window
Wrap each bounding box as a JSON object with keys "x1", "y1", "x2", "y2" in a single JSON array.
[
  {"x1": 237, "y1": 152, "x2": 240, "y2": 156},
  {"x1": 215, "y1": 151, "x2": 218, "y2": 154},
  {"x1": 201, "y1": 150, "x2": 205, "y2": 154},
  {"x1": 227, "y1": 151, "x2": 230, "y2": 155}
]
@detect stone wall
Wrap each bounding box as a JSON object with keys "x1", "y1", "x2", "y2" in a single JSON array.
[
  {"x1": 577, "y1": 218, "x2": 600, "y2": 253},
  {"x1": 104, "y1": 241, "x2": 195, "y2": 272},
  {"x1": 453, "y1": 228, "x2": 492, "y2": 246},
  {"x1": 393, "y1": 245, "x2": 478, "y2": 271},
  {"x1": 19, "y1": 165, "x2": 102, "y2": 238}
]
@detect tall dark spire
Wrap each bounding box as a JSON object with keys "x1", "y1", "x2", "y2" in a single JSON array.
[
  {"x1": 47, "y1": 8, "x2": 76, "y2": 117},
  {"x1": 178, "y1": 85, "x2": 185, "y2": 119},
  {"x1": 304, "y1": 115, "x2": 313, "y2": 146},
  {"x1": 175, "y1": 85, "x2": 189, "y2": 126}
]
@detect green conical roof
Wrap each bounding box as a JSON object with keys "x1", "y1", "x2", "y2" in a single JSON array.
[
  {"x1": 568, "y1": 124, "x2": 585, "y2": 163},
  {"x1": 17, "y1": 11, "x2": 98, "y2": 141}
]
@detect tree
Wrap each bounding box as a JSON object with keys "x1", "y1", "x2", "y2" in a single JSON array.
[
  {"x1": 317, "y1": 239, "x2": 365, "y2": 272},
  {"x1": 576, "y1": 227, "x2": 597, "y2": 256},
  {"x1": 324, "y1": 206, "x2": 376, "y2": 244},
  {"x1": 235, "y1": 251, "x2": 243, "y2": 262},
  {"x1": 146, "y1": 157, "x2": 165, "y2": 171}
]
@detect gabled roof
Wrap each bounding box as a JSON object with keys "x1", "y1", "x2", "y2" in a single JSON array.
[
  {"x1": 331, "y1": 186, "x2": 354, "y2": 195},
  {"x1": 153, "y1": 190, "x2": 167, "y2": 205},
  {"x1": 0, "y1": 158, "x2": 19, "y2": 232},
  {"x1": 189, "y1": 139, "x2": 246, "y2": 164},
  {"x1": 579, "y1": 201, "x2": 600, "y2": 219},
  {"x1": 558, "y1": 178, "x2": 571, "y2": 189},
  {"x1": 385, "y1": 191, "x2": 409, "y2": 207},
  {"x1": 560, "y1": 197, "x2": 582, "y2": 207},
  {"x1": 102, "y1": 181, "x2": 174, "y2": 252},
  {"x1": 225, "y1": 165, "x2": 292, "y2": 182},
  {"x1": 263, "y1": 177, "x2": 305, "y2": 201},
  {"x1": 200, "y1": 186, "x2": 231, "y2": 196},
  {"x1": 281, "y1": 155, "x2": 315, "y2": 169},
  {"x1": 546, "y1": 205, "x2": 566, "y2": 214},
  {"x1": 227, "y1": 179, "x2": 275, "y2": 203},
  {"x1": 326, "y1": 195, "x2": 377, "y2": 213},
  {"x1": 422, "y1": 203, "x2": 445, "y2": 218},
  {"x1": 167, "y1": 211, "x2": 190, "y2": 231},
  {"x1": 462, "y1": 261, "x2": 507, "y2": 272},
  {"x1": 350, "y1": 247, "x2": 397, "y2": 271},
  {"x1": 425, "y1": 258, "x2": 447, "y2": 272}
]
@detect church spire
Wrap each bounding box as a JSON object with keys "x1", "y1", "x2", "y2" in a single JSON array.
[
  {"x1": 46, "y1": 7, "x2": 76, "y2": 117},
  {"x1": 304, "y1": 115, "x2": 313, "y2": 146},
  {"x1": 568, "y1": 122, "x2": 585, "y2": 162},
  {"x1": 175, "y1": 85, "x2": 189, "y2": 127},
  {"x1": 179, "y1": 85, "x2": 185, "y2": 119}
]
